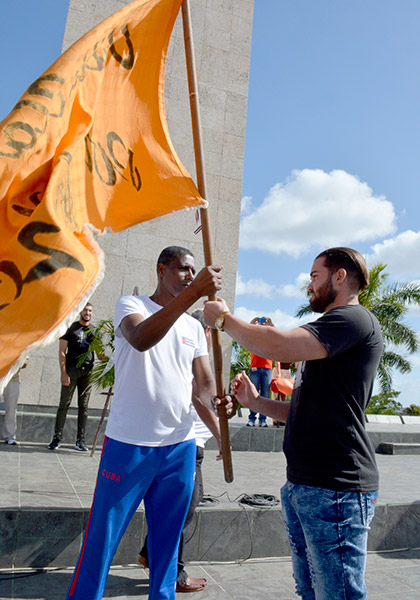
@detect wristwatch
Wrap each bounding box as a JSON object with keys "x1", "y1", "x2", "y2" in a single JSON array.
[{"x1": 215, "y1": 311, "x2": 229, "y2": 331}]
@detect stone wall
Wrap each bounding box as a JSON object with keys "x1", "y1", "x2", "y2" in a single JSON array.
[{"x1": 20, "y1": 0, "x2": 254, "y2": 408}]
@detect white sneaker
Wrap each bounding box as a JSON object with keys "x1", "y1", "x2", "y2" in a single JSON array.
[{"x1": 5, "y1": 437, "x2": 17, "y2": 445}]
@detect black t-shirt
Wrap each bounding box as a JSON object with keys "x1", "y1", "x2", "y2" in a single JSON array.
[
  {"x1": 61, "y1": 322, "x2": 94, "y2": 370},
  {"x1": 283, "y1": 305, "x2": 383, "y2": 492}
]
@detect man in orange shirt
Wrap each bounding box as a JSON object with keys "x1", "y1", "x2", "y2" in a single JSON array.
[{"x1": 247, "y1": 317, "x2": 274, "y2": 427}]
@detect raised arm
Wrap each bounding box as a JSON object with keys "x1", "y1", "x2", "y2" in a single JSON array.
[
  {"x1": 121, "y1": 266, "x2": 222, "y2": 351},
  {"x1": 204, "y1": 298, "x2": 327, "y2": 363},
  {"x1": 231, "y1": 370, "x2": 291, "y2": 423}
]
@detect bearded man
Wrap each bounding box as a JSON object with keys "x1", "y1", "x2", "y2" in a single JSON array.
[{"x1": 204, "y1": 247, "x2": 383, "y2": 600}]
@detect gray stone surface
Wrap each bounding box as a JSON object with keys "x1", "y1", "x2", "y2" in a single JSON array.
[
  {"x1": 1, "y1": 413, "x2": 420, "y2": 598},
  {"x1": 1, "y1": 550, "x2": 420, "y2": 599},
  {"x1": 401, "y1": 415, "x2": 420, "y2": 424},
  {"x1": 1, "y1": 432, "x2": 420, "y2": 569},
  {"x1": 366, "y1": 414, "x2": 402, "y2": 423},
  {"x1": 378, "y1": 442, "x2": 420, "y2": 455},
  {"x1": 2, "y1": 411, "x2": 420, "y2": 570},
  {"x1": 3, "y1": 404, "x2": 109, "y2": 447}
]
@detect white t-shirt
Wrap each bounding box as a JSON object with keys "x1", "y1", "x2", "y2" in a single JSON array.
[
  {"x1": 193, "y1": 412, "x2": 213, "y2": 448},
  {"x1": 105, "y1": 295, "x2": 208, "y2": 446}
]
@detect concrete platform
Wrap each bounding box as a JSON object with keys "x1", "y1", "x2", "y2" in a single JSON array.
[
  {"x1": 2, "y1": 407, "x2": 420, "y2": 598},
  {"x1": 5, "y1": 403, "x2": 420, "y2": 453},
  {"x1": 378, "y1": 442, "x2": 420, "y2": 455},
  {"x1": 1, "y1": 436, "x2": 420, "y2": 570},
  {"x1": 2, "y1": 403, "x2": 111, "y2": 447},
  {"x1": 1, "y1": 549, "x2": 420, "y2": 599}
]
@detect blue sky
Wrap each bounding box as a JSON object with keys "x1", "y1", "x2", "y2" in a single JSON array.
[
  {"x1": 238, "y1": 0, "x2": 420, "y2": 407},
  {"x1": 1, "y1": 1, "x2": 420, "y2": 406},
  {"x1": 0, "y1": 1, "x2": 69, "y2": 117}
]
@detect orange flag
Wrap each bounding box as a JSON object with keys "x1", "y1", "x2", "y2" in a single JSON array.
[{"x1": 0, "y1": 0, "x2": 206, "y2": 390}]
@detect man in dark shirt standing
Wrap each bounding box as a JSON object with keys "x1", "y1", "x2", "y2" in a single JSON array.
[
  {"x1": 48, "y1": 303, "x2": 95, "y2": 452},
  {"x1": 204, "y1": 247, "x2": 383, "y2": 600}
]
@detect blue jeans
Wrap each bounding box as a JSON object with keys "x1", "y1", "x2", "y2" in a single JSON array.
[
  {"x1": 281, "y1": 481, "x2": 378, "y2": 600},
  {"x1": 248, "y1": 367, "x2": 271, "y2": 423}
]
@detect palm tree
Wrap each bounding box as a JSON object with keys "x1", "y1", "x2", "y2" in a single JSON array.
[
  {"x1": 229, "y1": 341, "x2": 251, "y2": 415},
  {"x1": 230, "y1": 340, "x2": 251, "y2": 383},
  {"x1": 77, "y1": 318, "x2": 115, "y2": 390},
  {"x1": 295, "y1": 263, "x2": 420, "y2": 393}
]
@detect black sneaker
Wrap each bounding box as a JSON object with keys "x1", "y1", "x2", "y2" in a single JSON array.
[
  {"x1": 48, "y1": 436, "x2": 61, "y2": 450},
  {"x1": 75, "y1": 439, "x2": 88, "y2": 452}
]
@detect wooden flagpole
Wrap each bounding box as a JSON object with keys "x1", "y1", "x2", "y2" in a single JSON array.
[{"x1": 181, "y1": 0, "x2": 233, "y2": 483}]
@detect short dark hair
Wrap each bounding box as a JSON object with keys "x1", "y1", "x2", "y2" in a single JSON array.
[
  {"x1": 190, "y1": 308, "x2": 206, "y2": 331},
  {"x1": 156, "y1": 246, "x2": 194, "y2": 269},
  {"x1": 84, "y1": 302, "x2": 93, "y2": 309},
  {"x1": 316, "y1": 247, "x2": 369, "y2": 291}
]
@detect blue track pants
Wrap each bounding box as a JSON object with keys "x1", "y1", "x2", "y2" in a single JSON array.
[{"x1": 67, "y1": 436, "x2": 196, "y2": 600}]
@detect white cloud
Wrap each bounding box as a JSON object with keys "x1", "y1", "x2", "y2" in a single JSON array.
[
  {"x1": 368, "y1": 230, "x2": 420, "y2": 279},
  {"x1": 392, "y1": 368, "x2": 420, "y2": 407},
  {"x1": 279, "y1": 272, "x2": 310, "y2": 297},
  {"x1": 239, "y1": 169, "x2": 396, "y2": 257},
  {"x1": 236, "y1": 272, "x2": 309, "y2": 299},
  {"x1": 241, "y1": 195, "x2": 253, "y2": 215},
  {"x1": 408, "y1": 304, "x2": 420, "y2": 318},
  {"x1": 408, "y1": 354, "x2": 420, "y2": 367},
  {"x1": 236, "y1": 274, "x2": 276, "y2": 298}
]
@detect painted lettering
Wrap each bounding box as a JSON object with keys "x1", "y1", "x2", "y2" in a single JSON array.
[
  {"x1": 109, "y1": 25, "x2": 135, "y2": 70},
  {"x1": 0, "y1": 261, "x2": 23, "y2": 310},
  {"x1": 85, "y1": 130, "x2": 141, "y2": 192},
  {"x1": 0, "y1": 121, "x2": 38, "y2": 159},
  {"x1": 0, "y1": 24, "x2": 139, "y2": 162},
  {"x1": 12, "y1": 191, "x2": 42, "y2": 217},
  {"x1": 0, "y1": 218, "x2": 86, "y2": 312},
  {"x1": 18, "y1": 221, "x2": 84, "y2": 284}
]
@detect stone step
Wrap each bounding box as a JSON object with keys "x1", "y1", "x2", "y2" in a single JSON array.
[
  {"x1": 366, "y1": 414, "x2": 402, "y2": 424},
  {"x1": 1, "y1": 445, "x2": 420, "y2": 569},
  {"x1": 378, "y1": 442, "x2": 420, "y2": 455},
  {"x1": 1, "y1": 406, "x2": 109, "y2": 447},
  {"x1": 7, "y1": 498, "x2": 420, "y2": 569},
  {"x1": 2, "y1": 407, "x2": 420, "y2": 452}
]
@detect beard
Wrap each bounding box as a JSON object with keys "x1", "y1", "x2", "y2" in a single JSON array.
[{"x1": 309, "y1": 276, "x2": 337, "y2": 313}]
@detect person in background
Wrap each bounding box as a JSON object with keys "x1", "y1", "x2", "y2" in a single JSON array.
[
  {"x1": 2, "y1": 357, "x2": 29, "y2": 445},
  {"x1": 48, "y1": 303, "x2": 94, "y2": 452},
  {"x1": 247, "y1": 316, "x2": 275, "y2": 427},
  {"x1": 270, "y1": 362, "x2": 294, "y2": 427},
  {"x1": 138, "y1": 308, "x2": 222, "y2": 593}
]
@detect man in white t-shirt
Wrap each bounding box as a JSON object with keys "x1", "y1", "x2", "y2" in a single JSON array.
[
  {"x1": 138, "y1": 308, "x2": 222, "y2": 592},
  {"x1": 66, "y1": 246, "x2": 231, "y2": 600}
]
